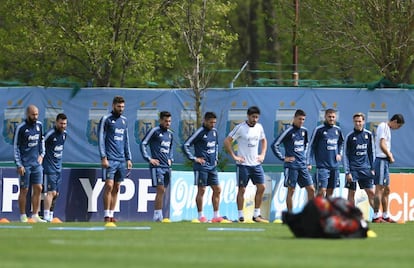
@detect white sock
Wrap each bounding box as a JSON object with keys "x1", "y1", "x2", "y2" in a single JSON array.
[
  {"x1": 382, "y1": 212, "x2": 389, "y2": 219},
  {"x1": 50, "y1": 211, "x2": 54, "y2": 219},
  {"x1": 213, "y1": 211, "x2": 219, "y2": 218},
  {"x1": 373, "y1": 212, "x2": 381, "y2": 219},
  {"x1": 198, "y1": 212, "x2": 204, "y2": 218},
  {"x1": 254, "y1": 208, "x2": 261, "y2": 217},
  {"x1": 104, "y1": 210, "x2": 111, "y2": 217},
  {"x1": 238, "y1": 210, "x2": 244, "y2": 218},
  {"x1": 44, "y1": 210, "x2": 50, "y2": 220},
  {"x1": 153, "y1": 209, "x2": 163, "y2": 220},
  {"x1": 109, "y1": 210, "x2": 114, "y2": 218}
]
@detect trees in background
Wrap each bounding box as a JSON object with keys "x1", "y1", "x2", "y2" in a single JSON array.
[
  {"x1": 1, "y1": 0, "x2": 414, "y2": 87},
  {"x1": 165, "y1": 0, "x2": 237, "y2": 126},
  {"x1": 0, "y1": 0, "x2": 175, "y2": 87}
]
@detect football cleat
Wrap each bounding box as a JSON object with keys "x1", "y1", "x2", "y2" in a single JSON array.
[{"x1": 252, "y1": 215, "x2": 269, "y2": 223}]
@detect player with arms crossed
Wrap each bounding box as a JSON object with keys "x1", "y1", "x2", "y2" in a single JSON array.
[
  {"x1": 183, "y1": 112, "x2": 230, "y2": 223},
  {"x1": 98, "y1": 96, "x2": 132, "y2": 222},
  {"x1": 224, "y1": 106, "x2": 269, "y2": 223},
  {"x1": 307, "y1": 108, "x2": 344, "y2": 197},
  {"x1": 372, "y1": 113, "x2": 404, "y2": 223},
  {"x1": 343, "y1": 113, "x2": 375, "y2": 209},
  {"x1": 271, "y1": 109, "x2": 315, "y2": 212},
  {"x1": 43, "y1": 113, "x2": 68, "y2": 222},
  {"x1": 140, "y1": 111, "x2": 173, "y2": 222}
]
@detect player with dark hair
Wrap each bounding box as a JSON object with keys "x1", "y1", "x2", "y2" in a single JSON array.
[
  {"x1": 372, "y1": 113, "x2": 404, "y2": 223},
  {"x1": 272, "y1": 109, "x2": 315, "y2": 212},
  {"x1": 98, "y1": 96, "x2": 132, "y2": 222},
  {"x1": 43, "y1": 113, "x2": 68, "y2": 222},
  {"x1": 307, "y1": 108, "x2": 344, "y2": 197},
  {"x1": 343, "y1": 113, "x2": 375, "y2": 209},
  {"x1": 224, "y1": 106, "x2": 269, "y2": 223},
  {"x1": 183, "y1": 112, "x2": 230, "y2": 223},
  {"x1": 13, "y1": 105, "x2": 46, "y2": 222},
  {"x1": 141, "y1": 111, "x2": 173, "y2": 222}
]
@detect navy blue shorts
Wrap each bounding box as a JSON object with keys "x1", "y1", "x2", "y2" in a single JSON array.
[
  {"x1": 45, "y1": 173, "x2": 62, "y2": 192},
  {"x1": 283, "y1": 167, "x2": 313, "y2": 188},
  {"x1": 20, "y1": 164, "x2": 43, "y2": 188},
  {"x1": 314, "y1": 168, "x2": 339, "y2": 189},
  {"x1": 236, "y1": 165, "x2": 265, "y2": 187},
  {"x1": 345, "y1": 169, "x2": 374, "y2": 191},
  {"x1": 194, "y1": 169, "x2": 219, "y2": 187},
  {"x1": 103, "y1": 160, "x2": 127, "y2": 183},
  {"x1": 150, "y1": 167, "x2": 171, "y2": 187},
  {"x1": 374, "y1": 158, "x2": 390, "y2": 186}
]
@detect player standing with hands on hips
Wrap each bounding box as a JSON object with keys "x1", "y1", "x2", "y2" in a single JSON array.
[
  {"x1": 183, "y1": 112, "x2": 230, "y2": 223},
  {"x1": 271, "y1": 109, "x2": 315, "y2": 212},
  {"x1": 224, "y1": 106, "x2": 269, "y2": 223},
  {"x1": 98, "y1": 96, "x2": 132, "y2": 223},
  {"x1": 372, "y1": 114, "x2": 404, "y2": 223},
  {"x1": 13, "y1": 105, "x2": 46, "y2": 222},
  {"x1": 140, "y1": 111, "x2": 173, "y2": 222},
  {"x1": 43, "y1": 113, "x2": 68, "y2": 222}
]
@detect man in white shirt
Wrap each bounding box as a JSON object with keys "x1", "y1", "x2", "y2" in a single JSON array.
[
  {"x1": 224, "y1": 106, "x2": 268, "y2": 223},
  {"x1": 372, "y1": 114, "x2": 404, "y2": 223}
]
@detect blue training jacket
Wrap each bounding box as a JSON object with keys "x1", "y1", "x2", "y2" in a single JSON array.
[
  {"x1": 98, "y1": 112, "x2": 132, "y2": 162},
  {"x1": 13, "y1": 119, "x2": 45, "y2": 168},
  {"x1": 43, "y1": 127, "x2": 67, "y2": 174},
  {"x1": 271, "y1": 124, "x2": 309, "y2": 169},
  {"x1": 343, "y1": 128, "x2": 374, "y2": 174},
  {"x1": 182, "y1": 125, "x2": 218, "y2": 171},
  {"x1": 140, "y1": 125, "x2": 173, "y2": 168},
  {"x1": 307, "y1": 122, "x2": 344, "y2": 169}
]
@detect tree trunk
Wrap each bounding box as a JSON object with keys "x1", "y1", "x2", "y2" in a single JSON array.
[{"x1": 248, "y1": 0, "x2": 260, "y2": 84}]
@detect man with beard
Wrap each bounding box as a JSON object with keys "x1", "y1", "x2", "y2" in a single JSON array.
[
  {"x1": 183, "y1": 112, "x2": 230, "y2": 223},
  {"x1": 224, "y1": 106, "x2": 269, "y2": 223},
  {"x1": 307, "y1": 109, "x2": 344, "y2": 198},
  {"x1": 98, "y1": 96, "x2": 132, "y2": 222},
  {"x1": 140, "y1": 111, "x2": 174, "y2": 222},
  {"x1": 13, "y1": 105, "x2": 46, "y2": 222},
  {"x1": 42, "y1": 113, "x2": 68, "y2": 222}
]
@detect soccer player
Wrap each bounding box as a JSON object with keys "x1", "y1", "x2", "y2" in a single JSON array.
[
  {"x1": 183, "y1": 112, "x2": 229, "y2": 223},
  {"x1": 343, "y1": 113, "x2": 375, "y2": 209},
  {"x1": 223, "y1": 106, "x2": 269, "y2": 223},
  {"x1": 372, "y1": 113, "x2": 404, "y2": 223},
  {"x1": 140, "y1": 111, "x2": 173, "y2": 222},
  {"x1": 43, "y1": 113, "x2": 68, "y2": 222},
  {"x1": 13, "y1": 105, "x2": 46, "y2": 223},
  {"x1": 271, "y1": 109, "x2": 315, "y2": 212},
  {"x1": 307, "y1": 108, "x2": 344, "y2": 197},
  {"x1": 98, "y1": 96, "x2": 132, "y2": 222}
]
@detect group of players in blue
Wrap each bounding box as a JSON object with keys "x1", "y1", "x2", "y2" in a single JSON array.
[
  {"x1": 272, "y1": 109, "x2": 404, "y2": 223},
  {"x1": 12, "y1": 96, "x2": 405, "y2": 224},
  {"x1": 13, "y1": 105, "x2": 67, "y2": 222}
]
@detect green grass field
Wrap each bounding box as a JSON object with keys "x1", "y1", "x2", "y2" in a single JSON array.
[{"x1": 0, "y1": 221, "x2": 413, "y2": 268}]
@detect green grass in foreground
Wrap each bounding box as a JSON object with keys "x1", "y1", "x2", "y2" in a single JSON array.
[{"x1": 0, "y1": 221, "x2": 413, "y2": 268}]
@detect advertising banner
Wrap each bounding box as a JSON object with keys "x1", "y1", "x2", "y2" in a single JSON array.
[
  {"x1": 0, "y1": 87, "x2": 413, "y2": 168},
  {"x1": 1, "y1": 168, "x2": 413, "y2": 222}
]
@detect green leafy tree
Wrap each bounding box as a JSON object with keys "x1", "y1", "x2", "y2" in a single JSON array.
[
  {"x1": 301, "y1": 0, "x2": 414, "y2": 84},
  {"x1": 0, "y1": 0, "x2": 176, "y2": 87},
  {"x1": 166, "y1": 0, "x2": 238, "y2": 126}
]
